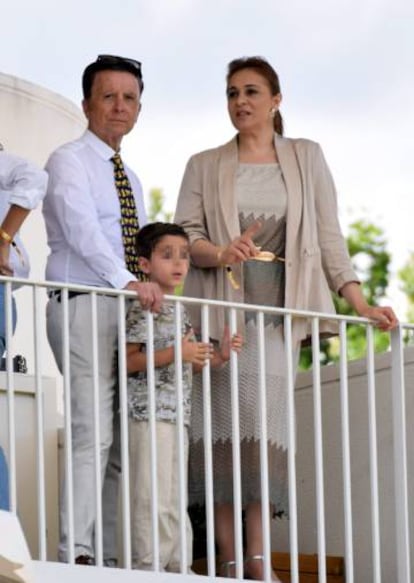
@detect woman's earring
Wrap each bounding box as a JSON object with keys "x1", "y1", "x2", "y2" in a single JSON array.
[{"x1": 269, "y1": 107, "x2": 277, "y2": 118}]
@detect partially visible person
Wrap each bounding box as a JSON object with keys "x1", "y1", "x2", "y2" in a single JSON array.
[
  {"x1": 126, "y1": 222, "x2": 242, "y2": 573},
  {"x1": 0, "y1": 445, "x2": 9, "y2": 510},
  {"x1": 0, "y1": 144, "x2": 47, "y2": 513},
  {"x1": 0, "y1": 143, "x2": 48, "y2": 356},
  {"x1": 175, "y1": 56, "x2": 398, "y2": 580},
  {"x1": 42, "y1": 55, "x2": 163, "y2": 565}
]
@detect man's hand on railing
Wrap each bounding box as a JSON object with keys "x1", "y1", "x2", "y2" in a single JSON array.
[{"x1": 124, "y1": 281, "x2": 163, "y2": 312}]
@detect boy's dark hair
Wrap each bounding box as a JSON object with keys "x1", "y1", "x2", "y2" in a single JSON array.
[{"x1": 136, "y1": 222, "x2": 189, "y2": 259}]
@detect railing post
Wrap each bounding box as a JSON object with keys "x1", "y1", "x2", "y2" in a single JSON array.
[
  {"x1": 173, "y1": 302, "x2": 188, "y2": 574},
  {"x1": 5, "y1": 280, "x2": 17, "y2": 513},
  {"x1": 90, "y1": 292, "x2": 103, "y2": 566},
  {"x1": 339, "y1": 320, "x2": 354, "y2": 583},
  {"x1": 257, "y1": 311, "x2": 272, "y2": 582},
  {"x1": 201, "y1": 304, "x2": 216, "y2": 578},
  {"x1": 390, "y1": 326, "x2": 411, "y2": 583},
  {"x1": 33, "y1": 286, "x2": 47, "y2": 560},
  {"x1": 311, "y1": 317, "x2": 327, "y2": 583},
  {"x1": 285, "y1": 314, "x2": 299, "y2": 583},
  {"x1": 366, "y1": 324, "x2": 381, "y2": 583},
  {"x1": 229, "y1": 307, "x2": 244, "y2": 580},
  {"x1": 61, "y1": 289, "x2": 75, "y2": 563},
  {"x1": 118, "y1": 295, "x2": 133, "y2": 569}
]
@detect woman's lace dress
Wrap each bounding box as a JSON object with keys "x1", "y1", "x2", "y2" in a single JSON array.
[{"x1": 189, "y1": 162, "x2": 293, "y2": 516}]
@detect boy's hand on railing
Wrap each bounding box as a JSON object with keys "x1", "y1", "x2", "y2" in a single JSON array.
[
  {"x1": 219, "y1": 325, "x2": 243, "y2": 362},
  {"x1": 182, "y1": 331, "x2": 213, "y2": 366}
]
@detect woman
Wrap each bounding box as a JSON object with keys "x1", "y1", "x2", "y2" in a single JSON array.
[{"x1": 174, "y1": 56, "x2": 397, "y2": 581}]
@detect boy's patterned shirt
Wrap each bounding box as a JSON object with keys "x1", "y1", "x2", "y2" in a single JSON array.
[{"x1": 126, "y1": 300, "x2": 194, "y2": 425}]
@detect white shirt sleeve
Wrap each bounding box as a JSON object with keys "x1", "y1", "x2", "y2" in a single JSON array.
[
  {"x1": 45, "y1": 147, "x2": 135, "y2": 289},
  {"x1": 0, "y1": 152, "x2": 48, "y2": 209}
]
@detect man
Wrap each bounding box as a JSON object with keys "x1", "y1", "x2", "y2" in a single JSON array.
[
  {"x1": 0, "y1": 144, "x2": 48, "y2": 511},
  {"x1": 42, "y1": 55, "x2": 163, "y2": 564}
]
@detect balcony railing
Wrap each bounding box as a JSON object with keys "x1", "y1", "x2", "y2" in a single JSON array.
[{"x1": 0, "y1": 276, "x2": 413, "y2": 583}]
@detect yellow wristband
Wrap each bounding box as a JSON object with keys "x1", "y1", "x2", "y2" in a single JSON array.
[{"x1": 0, "y1": 227, "x2": 12, "y2": 244}]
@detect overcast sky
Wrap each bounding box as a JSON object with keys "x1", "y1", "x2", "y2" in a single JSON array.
[{"x1": 2, "y1": 0, "x2": 414, "y2": 311}]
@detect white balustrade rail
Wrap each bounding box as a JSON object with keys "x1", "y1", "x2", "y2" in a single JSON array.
[{"x1": 0, "y1": 275, "x2": 413, "y2": 583}]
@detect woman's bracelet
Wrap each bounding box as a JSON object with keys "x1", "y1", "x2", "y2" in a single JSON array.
[
  {"x1": 216, "y1": 246, "x2": 225, "y2": 266},
  {"x1": 0, "y1": 226, "x2": 25, "y2": 266},
  {"x1": 0, "y1": 227, "x2": 12, "y2": 244}
]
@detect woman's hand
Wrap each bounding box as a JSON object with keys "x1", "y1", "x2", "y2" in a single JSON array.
[
  {"x1": 0, "y1": 240, "x2": 13, "y2": 277},
  {"x1": 219, "y1": 326, "x2": 243, "y2": 362},
  {"x1": 340, "y1": 282, "x2": 398, "y2": 331},
  {"x1": 219, "y1": 220, "x2": 262, "y2": 265},
  {"x1": 358, "y1": 305, "x2": 398, "y2": 331}
]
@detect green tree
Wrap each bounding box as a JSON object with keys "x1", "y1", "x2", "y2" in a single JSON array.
[
  {"x1": 147, "y1": 187, "x2": 173, "y2": 222},
  {"x1": 300, "y1": 219, "x2": 392, "y2": 369},
  {"x1": 398, "y1": 252, "x2": 414, "y2": 325}
]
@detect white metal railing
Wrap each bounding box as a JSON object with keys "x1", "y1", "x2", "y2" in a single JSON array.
[{"x1": 0, "y1": 275, "x2": 413, "y2": 583}]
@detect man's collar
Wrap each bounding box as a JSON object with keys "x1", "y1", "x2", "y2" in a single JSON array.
[{"x1": 83, "y1": 129, "x2": 118, "y2": 161}]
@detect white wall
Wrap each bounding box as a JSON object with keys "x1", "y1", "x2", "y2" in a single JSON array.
[
  {"x1": 273, "y1": 346, "x2": 414, "y2": 583},
  {"x1": 0, "y1": 72, "x2": 86, "y2": 379}
]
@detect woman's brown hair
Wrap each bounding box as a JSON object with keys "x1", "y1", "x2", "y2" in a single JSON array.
[{"x1": 226, "y1": 56, "x2": 284, "y2": 135}]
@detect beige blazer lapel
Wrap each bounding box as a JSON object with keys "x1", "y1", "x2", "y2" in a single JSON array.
[
  {"x1": 217, "y1": 138, "x2": 241, "y2": 240},
  {"x1": 215, "y1": 135, "x2": 304, "y2": 250},
  {"x1": 275, "y1": 136, "x2": 302, "y2": 257}
]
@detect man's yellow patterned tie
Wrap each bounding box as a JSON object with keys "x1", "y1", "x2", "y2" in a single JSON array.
[{"x1": 111, "y1": 153, "x2": 144, "y2": 280}]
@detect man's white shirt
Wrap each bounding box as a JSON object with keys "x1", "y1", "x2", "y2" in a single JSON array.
[{"x1": 43, "y1": 130, "x2": 147, "y2": 289}]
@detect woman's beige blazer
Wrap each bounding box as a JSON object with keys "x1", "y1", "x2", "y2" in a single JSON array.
[{"x1": 174, "y1": 135, "x2": 358, "y2": 345}]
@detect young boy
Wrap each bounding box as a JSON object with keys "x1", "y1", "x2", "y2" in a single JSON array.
[{"x1": 126, "y1": 222, "x2": 241, "y2": 573}]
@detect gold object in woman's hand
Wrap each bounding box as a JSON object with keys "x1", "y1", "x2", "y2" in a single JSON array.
[
  {"x1": 225, "y1": 266, "x2": 240, "y2": 290},
  {"x1": 252, "y1": 250, "x2": 285, "y2": 263}
]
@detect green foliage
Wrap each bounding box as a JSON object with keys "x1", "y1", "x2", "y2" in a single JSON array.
[
  {"x1": 147, "y1": 187, "x2": 173, "y2": 223},
  {"x1": 299, "y1": 219, "x2": 392, "y2": 370},
  {"x1": 397, "y1": 252, "x2": 414, "y2": 345},
  {"x1": 347, "y1": 220, "x2": 390, "y2": 305},
  {"x1": 399, "y1": 252, "x2": 414, "y2": 323}
]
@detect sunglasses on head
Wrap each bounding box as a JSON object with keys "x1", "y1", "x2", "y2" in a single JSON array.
[{"x1": 97, "y1": 54, "x2": 142, "y2": 76}]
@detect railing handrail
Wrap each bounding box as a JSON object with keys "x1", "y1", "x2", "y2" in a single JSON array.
[
  {"x1": 2, "y1": 274, "x2": 413, "y2": 329},
  {"x1": 1, "y1": 276, "x2": 413, "y2": 582}
]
